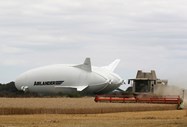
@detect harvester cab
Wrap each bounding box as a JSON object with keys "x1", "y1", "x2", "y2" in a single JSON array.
[{"x1": 128, "y1": 70, "x2": 168, "y2": 95}]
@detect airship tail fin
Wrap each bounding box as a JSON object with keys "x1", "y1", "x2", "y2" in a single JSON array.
[
  {"x1": 55, "y1": 85, "x2": 88, "y2": 91},
  {"x1": 103, "y1": 59, "x2": 120, "y2": 72},
  {"x1": 74, "y1": 58, "x2": 92, "y2": 72}
]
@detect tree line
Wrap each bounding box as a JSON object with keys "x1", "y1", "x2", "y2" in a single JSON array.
[{"x1": 0, "y1": 82, "x2": 42, "y2": 97}]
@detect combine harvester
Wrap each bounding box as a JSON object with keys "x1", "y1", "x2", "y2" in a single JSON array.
[
  {"x1": 95, "y1": 95, "x2": 182, "y2": 108},
  {"x1": 95, "y1": 70, "x2": 184, "y2": 109}
]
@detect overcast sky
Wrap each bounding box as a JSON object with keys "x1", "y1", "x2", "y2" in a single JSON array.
[{"x1": 0, "y1": 0, "x2": 187, "y2": 89}]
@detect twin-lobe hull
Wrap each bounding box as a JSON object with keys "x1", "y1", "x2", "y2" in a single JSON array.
[{"x1": 15, "y1": 58, "x2": 123, "y2": 95}]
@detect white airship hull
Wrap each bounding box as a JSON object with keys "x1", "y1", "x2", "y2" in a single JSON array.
[{"x1": 15, "y1": 58, "x2": 123, "y2": 95}]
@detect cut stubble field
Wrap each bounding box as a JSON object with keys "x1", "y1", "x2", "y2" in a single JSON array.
[
  {"x1": 0, "y1": 110, "x2": 187, "y2": 127},
  {"x1": 0, "y1": 97, "x2": 179, "y2": 114},
  {"x1": 0, "y1": 97, "x2": 186, "y2": 127}
]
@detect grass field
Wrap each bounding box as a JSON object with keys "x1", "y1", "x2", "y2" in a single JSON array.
[
  {"x1": 0, "y1": 110, "x2": 186, "y2": 127},
  {"x1": 0, "y1": 97, "x2": 179, "y2": 114}
]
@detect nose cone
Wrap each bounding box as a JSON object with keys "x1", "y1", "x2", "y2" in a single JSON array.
[
  {"x1": 15, "y1": 72, "x2": 28, "y2": 91},
  {"x1": 15, "y1": 76, "x2": 23, "y2": 90}
]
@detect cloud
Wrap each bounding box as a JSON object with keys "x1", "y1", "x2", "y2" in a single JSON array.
[
  {"x1": 0, "y1": 45, "x2": 23, "y2": 54},
  {"x1": 0, "y1": 0, "x2": 186, "y2": 89},
  {"x1": 0, "y1": 59, "x2": 26, "y2": 66}
]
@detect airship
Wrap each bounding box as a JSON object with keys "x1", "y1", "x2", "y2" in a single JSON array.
[{"x1": 15, "y1": 58, "x2": 124, "y2": 95}]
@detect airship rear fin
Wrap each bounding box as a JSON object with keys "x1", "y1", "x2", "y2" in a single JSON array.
[
  {"x1": 102, "y1": 59, "x2": 120, "y2": 72},
  {"x1": 76, "y1": 86, "x2": 88, "y2": 91},
  {"x1": 74, "y1": 58, "x2": 92, "y2": 72},
  {"x1": 55, "y1": 85, "x2": 88, "y2": 91}
]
